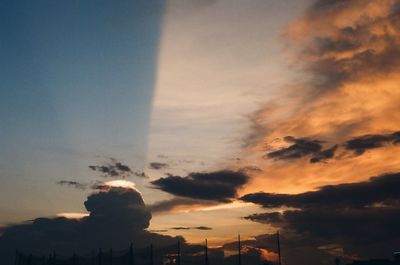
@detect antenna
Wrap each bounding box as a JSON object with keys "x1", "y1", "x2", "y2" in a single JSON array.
[
  {"x1": 205, "y1": 239, "x2": 209, "y2": 265},
  {"x1": 73, "y1": 251, "x2": 77, "y2": 265},
  {"x1": 98, "y1": 248, "x2": 102, "y2": 265},
  {"x1": 91, "y1": 250, "x2": 95, "y2": 265},
  {"x1": 238, "y1": 234, "x2": 242, "y2": 265},
  {"x1": 14, "y1": 250, "x2": 19, "y2": 265},
  {"x1": 277, "y1": 231, "x2": 282, "y2": 265},
  {"x1": 150, "y1": 244, "x2": 154, "y2": 265},
  {"x1": 129, "y1": 243, "x2": 134, "y2": 265}
]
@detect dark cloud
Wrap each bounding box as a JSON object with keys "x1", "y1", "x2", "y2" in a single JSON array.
[
  {"x1": 0, "y1": 186, "x2": 271, "y2": 265},
  {"x1": 266, "y1": 136, "x2": 338, "y2": 163},
  {"x1": 266, "y1": 131, "x2": 400, "y2": 163},
  {"x1": 238, "y1": 166, "x2": 263, "y2": 173},
  {"x1": 299, "y1": 0, "x2": 400, "y2": 93},
  {"x1": 244, "y1": 212, "x2": 282, "y2": 225},
  {"x1": 225, "y1": 232, "x2": 341, "y2": 265},
  {"x1": 245, "y1": 208, "x2": 400, "y2": 261},
  {"x1": 151, "y1": 170, "x2": 249, "y2": 202},
  {"x1": 57, "y1": 180, "x2": 86, "y2": 190},
  {"x1": 345, "y1": 131, "x2": 400, "y2": 155},
  {"x1": 170, "y1": 227, "x2": 190, "y2": 230},
  {"x1": 267, "y1": 136, "x2": 323, "y2": 160},
  {"x1": 148, "y1": 229, "x2": 169, "y2": 233},
  {"x1": 0, "y1": 187, "x2": 182, "y2": 265},
  {"x1": 310, "y1": 144, "x2": 338, "y2": 163},
  {"x1": 89, "y1": 159, "x2": 134, "y2": 178},
  {"x1": 134, "y1": 171, "x2": 149, "y2": 178},
  {"x1": 149, "y1": 197, "x2": 218, "y2": 214},
  {"x1": 242, "y1": 172, "x2": 400, "y2": 260},
  {"x1": 194, "y1": 226, "x2": 212, "y2": 230},
  {"x1": 149, "y1": 162, "x2": 169, "y2": 170},
  {"x1": 241, "y1": 172, "x2": 400, "y2": 208},
  {"x1": 170, "y1": 226, "x2": 212, "y2": 231}
]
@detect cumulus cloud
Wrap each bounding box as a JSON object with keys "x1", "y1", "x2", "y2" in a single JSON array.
[
  {"x1": 151, "y1": 170, "x2": 249, "y2": 202},
  {"x1": 0, "y1": 187, "x2": 181, "y2": 265}
]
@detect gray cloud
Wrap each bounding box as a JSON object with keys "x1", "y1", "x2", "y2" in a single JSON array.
[
  {"x1": 149, "y1": 162, "x2": 169, "y2": 170},
  {"x1": 89, "y1": 159, "x2": 134, "y2": 178},
  {"x1": 57, "y1": 180, "x2": 87, "y2": 190}
]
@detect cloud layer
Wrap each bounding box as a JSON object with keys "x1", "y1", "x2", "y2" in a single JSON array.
[{"x1": 242, "y1": 172, "x2": 400, "y2": 261}]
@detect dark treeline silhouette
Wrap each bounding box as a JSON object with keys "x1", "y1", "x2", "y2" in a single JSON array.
[{"x1": 15, "y1": 242, "x2": 183, "y2": 265}]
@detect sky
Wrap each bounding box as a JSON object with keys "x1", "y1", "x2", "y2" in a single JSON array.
[{"x1": 1, "y1": 1, "x2": 400, "y2": 265}]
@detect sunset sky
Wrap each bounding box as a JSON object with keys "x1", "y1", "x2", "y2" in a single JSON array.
[{"x1": 1, "y1": 1, "x2": 400, "y2": 265}]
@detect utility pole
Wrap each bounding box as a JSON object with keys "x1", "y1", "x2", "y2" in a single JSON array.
[
  {"x1": 277, "y1": 231, "x2": 282, "y2": 265},
  {"x1": 73, "y1": 252, "x2": 77, "y2": 265},
  {"x1": 109, "y1": 248, "x2": 113, "y2": 265},
  {"x1": 205, "y1": 239, "x2": 209, "y2": 265},
  {"x1": 238, "y1": 234, "x2": 242, "y2": 265}
]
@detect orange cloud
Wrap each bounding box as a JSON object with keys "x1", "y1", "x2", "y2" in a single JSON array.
[{"x1": 239, "y1": 0, "x2": 400, "y2": 195}]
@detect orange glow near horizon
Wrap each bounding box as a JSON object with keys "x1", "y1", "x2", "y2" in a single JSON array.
[{"x1": 56, "y1": 212, "x2": 89, "y2": 219}]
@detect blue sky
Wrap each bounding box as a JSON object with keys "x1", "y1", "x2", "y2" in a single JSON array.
[{"x1": 0, "y1": 0, "x2": 165, "y2": 222}]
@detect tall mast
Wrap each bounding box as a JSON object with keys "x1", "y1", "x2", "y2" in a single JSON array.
[
  {"x1": 238, "y1": 234, "x2": 242, "y2": 265},
  {"x1": 177, "y1": 240, "x2": 181, "y2": 265}
]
